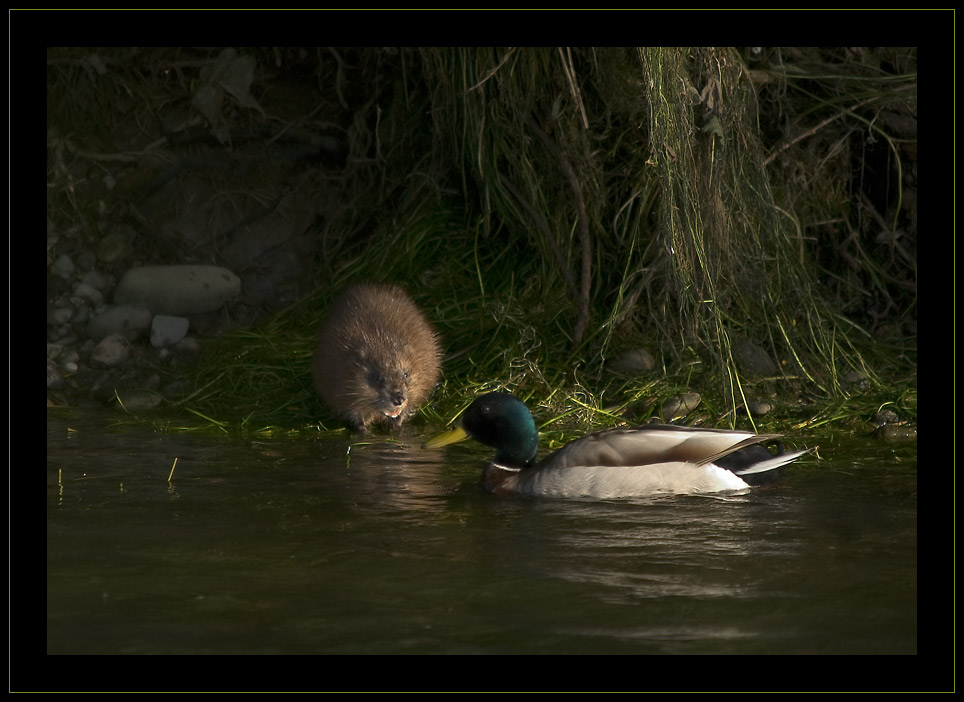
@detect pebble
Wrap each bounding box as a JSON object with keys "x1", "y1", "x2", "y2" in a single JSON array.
[
  {"x1": 81, "y1": 269, "x2": 112, "y2": 291},
  {"x1": 608, "y1": 348, "x2": 656, "y2": 376},
  {"x1": 150, "y1": 315, "x2": 190, "y2": 348},
  {"x1": 96, "y1": 229, "x2": 133, "y2": 263},
  {"x1": 49, "y1": 254, "x2": 76, "y2": 279},
  {"x1": 51, "y1": 305, "x2": 74, "y2": 326},
  {"x1": 875, "y1": 423, "x2": 917, "y2": 442},
  {"x1": 89, "y1": 333, "x2": 132, "y2": 368},
  {"x1": 871, "y1": 409, "x2": 900, "y2": 427},
  {"x1": 746, "y1": 399, "x2": 773, "y2": 417},
  {"x1": 76, "y1": 250, "x2": 98, "y2": 273},
  {"x1": 86, "y1": 305, "x2": 153, "y2": 341},
  {"x1": 731, "y1": 338, "x2": 778, "y2": 377},
  {"x1": 47, "y1": 361, "x2": 65, "y2": 389},
  {"x1": 842, "y1": 370, "x2": 870, "y2": 391},
  {"x1": 47, "y1": 248, "x2": 243, "y2": 410},
  {"x1": 660, "y1": 392, "x2": 702, "y2": 421},
  {"x1": 114, "y1": 389, "x2": 163, "y2": 412},
  {"x1": 72, "y1": 282, "x2": 104, "y2": 306},
  {"x1": 175, "y1": 337, "x2": 201, "y2": 353}
]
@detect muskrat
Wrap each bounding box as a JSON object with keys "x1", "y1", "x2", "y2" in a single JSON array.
[{"x1": 312, "y1": 283, "x2": 442, "y2": 431}]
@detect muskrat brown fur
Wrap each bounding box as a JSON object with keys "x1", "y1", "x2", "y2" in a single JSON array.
[{"x1": 312, "y1": 283, "x2": 442, "y2": 431}]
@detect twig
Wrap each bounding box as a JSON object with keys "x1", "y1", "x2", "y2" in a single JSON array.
[
  {"x1": 557, "y1": 47, "x2": 589, "y2": 130},
  {"x1": 466, "y1": 47, "x2": 517, "y2": 93},
  {"x1": 763, "y1": 94, "x2": 884, "y2": 167}
]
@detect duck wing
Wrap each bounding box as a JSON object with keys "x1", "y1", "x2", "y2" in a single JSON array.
[{"x1": 540, "y1": 424, "x2": 783, "y2": 470}]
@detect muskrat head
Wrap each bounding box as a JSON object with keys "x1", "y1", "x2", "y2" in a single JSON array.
[{"x1": 365, "y1": 364, "x2": 411, "y2": 421}]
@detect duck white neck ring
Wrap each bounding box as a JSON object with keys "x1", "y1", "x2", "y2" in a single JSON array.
[{"x1": 491, "y1": 462, "x2": 522, "y2": 473}]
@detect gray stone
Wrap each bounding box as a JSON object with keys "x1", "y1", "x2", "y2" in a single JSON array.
[
  {"x1": 115, "y1": 265, "x2": 242, "y2": 315},
  {"x1": 70, "y1": 306, "x2": 90, "y2": 325},
  {"x1": 96, "y1": 230, "x2": 133, "y2": 263},
  {"x1": 51, "y1": 332, "x2": 79, "y2": 346},
  {"x1": 75, "y1": 250, "x2": 98, "y2": 272},
  {"x1": 660, "y1": 392, "x2": 702, "y2": 421},
  {"x1": 114, "y1": 389, "x2": 163, "y2": 411},
  {"x1": 175, "y1": 337, "x2": 201, "y2": 353},
  {"x1": 746, "y1": 400, "x2": 773, "y2": 417},
  {"x1": 150, "y1": 315, "x2": 190, "y2": 348},
  {"x1": 72, "y1": 282, "x2": 104, "y2": 306},
  {"x1": 875, "y1": 424, "x2": 917, "y2": 442},
  {"x1": 50, "y1": 254, "x2": 75, "y2": 279},
  {"x1": 731, "y1": 338, "x2": 778, "y2": 377},
  {"x1": 47, "y1": 360, "x2": 65, "y2": 389},
  {"x1": 51, "y1": 305, "x2": 74, "y2": 325},
  {"x1": 90, "y1": 333, "x2": 132, "y2": 367},
  {"x1": 87, "y1": 305, "x2": 153, "y2": 341},
  {"x1": 872, "y1": 409, "x2": 900, "y2": 427},
  {"x1": 80, "y1": 269, "x2": 112, "y2": 292},
  {"x1": 61, "y1": 349, "x2": 80, "y2": 372},
  {"x1": 608, "y1": 348, "x2": 656, "y2": 376}
]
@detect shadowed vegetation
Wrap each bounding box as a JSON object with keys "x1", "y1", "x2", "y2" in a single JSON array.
[{"x1": 46, "y1": 47, "x2": 917, "y2": 438}]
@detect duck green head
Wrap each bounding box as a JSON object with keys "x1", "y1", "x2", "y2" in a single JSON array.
[{"x1": 461, "y1": 392, "x2": 539, "y2": 468}]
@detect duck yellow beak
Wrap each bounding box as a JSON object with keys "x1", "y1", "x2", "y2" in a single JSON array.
[{"x1": 423, "y1": 425, "x2": 469, "y2": 449}]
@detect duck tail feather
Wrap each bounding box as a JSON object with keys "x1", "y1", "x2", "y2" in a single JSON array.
[{"x1": 732, "y1": 448, "x2": 810, "y2": 477}]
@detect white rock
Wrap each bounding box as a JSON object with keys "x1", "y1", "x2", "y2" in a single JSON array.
[
  {"x1": 62, "y1": 353, "x2": 80, "y2": 373},
  {"x1": 114, "y1": 265, "x2": 242, "y2": 315}
]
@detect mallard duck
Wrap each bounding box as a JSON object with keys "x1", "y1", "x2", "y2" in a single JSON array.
[{"x1": 436, "y1": 392, "x2": 811, "y2": 499}]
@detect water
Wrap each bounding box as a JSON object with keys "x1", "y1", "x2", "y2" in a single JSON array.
[{"x1": 46, "y1": 410, "x2": 916, "y2": 661}]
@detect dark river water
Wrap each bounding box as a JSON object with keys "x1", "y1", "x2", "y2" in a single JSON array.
[{"x1": 46, "y1": 409, "x2": 919, "y2": 674}]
